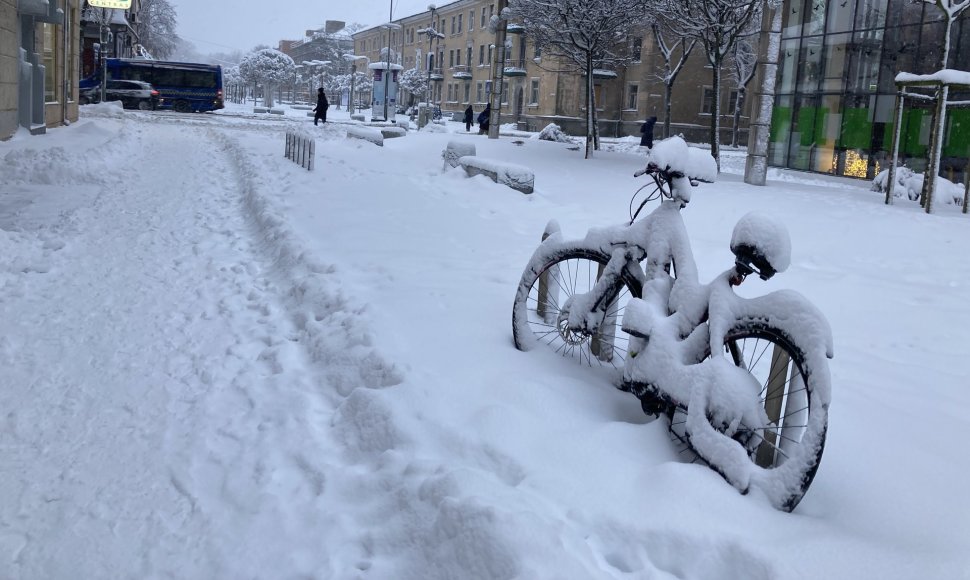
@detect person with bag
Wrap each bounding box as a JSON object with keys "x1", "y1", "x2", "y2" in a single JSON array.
[{"x1": 477, "y1": 103, "x2": 491, "y2": 135}]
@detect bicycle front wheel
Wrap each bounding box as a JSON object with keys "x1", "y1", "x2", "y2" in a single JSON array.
[
  {"x1": 512, "y1": 247, "x2": 642, "y2": 369},
  {"x1": 669, "y1": 321, "x2": 828, "y2": 511}
]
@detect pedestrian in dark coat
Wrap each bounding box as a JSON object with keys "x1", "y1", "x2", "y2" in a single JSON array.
[
  {"x1": 313, "y1": 88, "x2": 329, "y2": 125},
  {"x1": 464, "y1": 105, "x2": 474, "y2": 132},
  {"x1": 640, "y1": 115, "x2": 657, "y2": 148},
  {"x1": 477, "y1": 103, "x2": 491, "y2": 135}
]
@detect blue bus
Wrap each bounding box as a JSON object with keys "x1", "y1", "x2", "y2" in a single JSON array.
[{"x1": 81, "y1": 59, "x2": 224, "y2": 113}]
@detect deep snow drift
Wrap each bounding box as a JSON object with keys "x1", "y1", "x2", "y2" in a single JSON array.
[{"x1": 1, "y1": 102, "x2": 968, "y2": 579}]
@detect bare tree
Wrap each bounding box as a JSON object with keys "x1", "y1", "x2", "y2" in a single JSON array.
[
  {"x1": 660, "y1": 0, "x2": 762, "y2": 169},
  {"x1": 649, "y1": 21, "x2": 696, "y2": 139},
  {"x1": 728, "y1": 37, "x2": 757, "y2": 148},
  {"x1": 507, "y1": 0, "x2": 649, "y2": 158},
  {"x1": 134, "y1": 0, "x2": 179, "y2": 59}
]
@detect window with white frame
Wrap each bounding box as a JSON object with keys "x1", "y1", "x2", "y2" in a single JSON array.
[
  {"x1": 481, "y1": 6, "x2": 486, "y2": 28},
  {"x1": 529, "y1": 78, "x2": 539, "y2": 104},
  {"x1": 626, "y1": 83, "x2": 639, "y2": 110},
  {"x1": 479, "y1": 45, "x2": 485, "y2": 65},
  {"x1": 464, "y1": 83, "x2": 471, "y2": 103},
  {"x1": 632, "y1": 37, "x2": 642, "y2": 61},
  {"x1": 451, "y1": 16, "x2": 456, "y2": 34},
  {"x1": 458, "y1": 14, "x2": 463, "y2": 33},
  {"x1": 469, "y1": 10, "x2": 474, "y2": 30},
  {"x1": 476, "y1": 81, "x2": 484, "y2": 102}
]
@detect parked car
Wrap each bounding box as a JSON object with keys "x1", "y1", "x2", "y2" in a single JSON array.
[{"x1": 79, "y1": 80, "x2": 162, "y2": 110}]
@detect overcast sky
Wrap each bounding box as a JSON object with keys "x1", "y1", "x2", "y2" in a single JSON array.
[{"x1": 173, "y1": 0, "x2": 436, "y2": 56}]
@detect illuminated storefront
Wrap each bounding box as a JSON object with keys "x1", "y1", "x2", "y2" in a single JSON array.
[{"x1": 769, "y1": 0, "x2": 970, "y2": 181}]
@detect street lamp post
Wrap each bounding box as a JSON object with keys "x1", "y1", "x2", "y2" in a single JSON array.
[{"x1": 424, "y1": 5, "x2": 437, "y2": 110}]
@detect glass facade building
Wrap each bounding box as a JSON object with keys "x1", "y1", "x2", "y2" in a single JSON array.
[{"x1": 768, "y1": 0, "x2": 970, "y2": 182}]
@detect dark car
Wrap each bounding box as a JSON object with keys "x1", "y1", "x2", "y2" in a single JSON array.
[{"x1": 80, "y1": 80, "x2": 162, "y2": 110}]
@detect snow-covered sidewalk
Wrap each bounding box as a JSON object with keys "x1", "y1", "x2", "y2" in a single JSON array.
[{"x1": 2, "y1": 104, "x2": 969, "y2": 579}]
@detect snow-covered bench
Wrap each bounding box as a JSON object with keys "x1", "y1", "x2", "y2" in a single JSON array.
[
  {"x1": 253, "y1": 106, "x2": 269, "y2": 113},
  {"x1": 459, "y1": 156, "x2": 534, "y2": 194},
  {"x1": 269, "y1": 108, "x2": 285, "y2": 115},
  {"x1": 346, "y1": 126, "x2": 384, "y2": 147},
  {"x1": 442, "y1": 140, "x2": 476, "y2": 170},
  {"x1": 380, "y1": 126, "x2": 407, "y2": 139}
]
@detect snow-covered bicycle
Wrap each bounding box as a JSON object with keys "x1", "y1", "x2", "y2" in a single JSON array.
[{"x1": 512, "y1": 137, "x2": 833, "y2": 511}]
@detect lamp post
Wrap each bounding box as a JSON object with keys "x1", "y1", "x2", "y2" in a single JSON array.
[{"x1": 423, "y1": 4, "x2": 438, "y2": 109}]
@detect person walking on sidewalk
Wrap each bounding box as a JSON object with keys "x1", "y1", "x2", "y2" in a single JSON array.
[
  {"x1": 313, "y1": 88, "x2": 330, "y2": 125},
  {"x1": 463, "y1": 105, "x2": 474, "y2": 132},
  {"x1": 477, "y1": 103, "x2": 491, "y2": 135}
]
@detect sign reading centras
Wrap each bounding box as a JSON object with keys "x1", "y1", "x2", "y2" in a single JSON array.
[{"x1": 87, "y1": 0, "x2": 132, "y2": 8}]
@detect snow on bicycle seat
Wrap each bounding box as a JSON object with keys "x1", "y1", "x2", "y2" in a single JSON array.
[{"x1": 646, "y1": 136, "x2": 718, "y2": 184}]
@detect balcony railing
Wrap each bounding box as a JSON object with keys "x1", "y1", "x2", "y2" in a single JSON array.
[
  {"x1": 429, "y1": 67, "x2": 444, "y2": 80},
  {"x1": 451, "y1": 65, "x2": 473, "y2": 79},
  {"x1": 503, "y1": 60, "x2": 528, "y2": 76}
]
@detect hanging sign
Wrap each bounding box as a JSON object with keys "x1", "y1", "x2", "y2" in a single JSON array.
[{"x1": 88, "y1": 0, "x2": 132, "y2": 8}]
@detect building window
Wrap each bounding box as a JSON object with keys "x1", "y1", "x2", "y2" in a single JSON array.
[
  {"x1": 469, "y1": 10, "x2": 474, "y2": 30},
  {"x1": 502, "y1": 82, "x2": 509, "y2": 104},
  {"x1": 632, "y1": 37, "x2": 642, "y2": 61},
  {"x1": 456, "y1": 50, "x2": 461, "y2": 66},
  {"x1": 451, "y1": 16, "x2": 456, "y2": 34},
  {"x1": 467, "y1": 47, "x2": 473, "y2": 66},
  {"x1": 701, "y1": 87, "x2": 715, "y2": 114},
  {"x1": 477, "y1": 81, "x2": 484, "y2": 102},
  {"x1": 727, "y1": 89, "x2": 739, "y2": 113},
  {"x1": 479, "y1": 45, "x2": 485, "y2": 65},
  {"x1": 458, "y1": 14, "x2": 463, "y2": 34},
  {"x1": 530, "y1": 78, "x2": 539, "y2": 104},
  {"x1": 481, "y1": 6, "x2": 487, "y2": 28},
  {"x1": 464, "y1": 83, "x2": 471, "y2": 103},
  {"x1": 626, "y1": 83, "x2": 639, "y2": 110},
  {"x1": 449, "y1": 50, "x2": 454, "y2": 67},
  {"x1": 488, "y1": 45, "x2": 493, "y2": 64},
  {"x1": 43, "y1": 23, "x2": 58, "y2": 103}
]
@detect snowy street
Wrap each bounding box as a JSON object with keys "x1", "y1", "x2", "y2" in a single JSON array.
[{"x1": 2, "y1": 103, "x2": 969, "y2": 579}]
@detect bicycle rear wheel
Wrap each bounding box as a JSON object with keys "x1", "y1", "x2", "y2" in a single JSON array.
[
  {"x1": 668, "y1": 321, "x2": 828, "y2": 511},
  {"x1": 512, "y1": 247, "x2": 641, "y2": 369}
]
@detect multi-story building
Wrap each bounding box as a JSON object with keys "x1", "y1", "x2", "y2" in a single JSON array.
[
  {"x1": 2, "y1": 0, "x2": 85, "y2": 139},
  {"x1": 353, "y1": 0, "x2": 969, "y2": 184},
  {"x1": 352, "y1": 2, "x2": 744, "y2": 141}
]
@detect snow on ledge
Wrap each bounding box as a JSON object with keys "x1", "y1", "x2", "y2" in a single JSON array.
[{"x1": 895, "y1": 69, "x2": 970, "y2": 86}]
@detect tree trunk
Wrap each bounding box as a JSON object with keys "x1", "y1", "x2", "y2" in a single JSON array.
[
  {"x1": 663, "y1": 78, "x2": 673, "y2": 139},
  {"x1": 585, "y1": 52, "x2": 595, "y2": 159},
  {"x1": 710, "y1": 63, "x2": 721, "y2": 171},
  {"x1": 264, "y1": 83, "x2": 276, "y2": 108},
  {"x1": 732, "y1": 87, "x2": 746, "y2": 148}
]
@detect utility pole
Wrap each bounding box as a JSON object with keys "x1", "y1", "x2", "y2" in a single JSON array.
[{"x1": 487, "y1": 0, "x2": 508, "y2": 139}]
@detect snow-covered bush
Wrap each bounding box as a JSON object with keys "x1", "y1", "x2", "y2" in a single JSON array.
[
  {"x1": 534, "y1": 123, "x2": 575, "y2": 143},
  {"x1": 872, "y1": 167, "x2": 966, "y2": 205}
]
